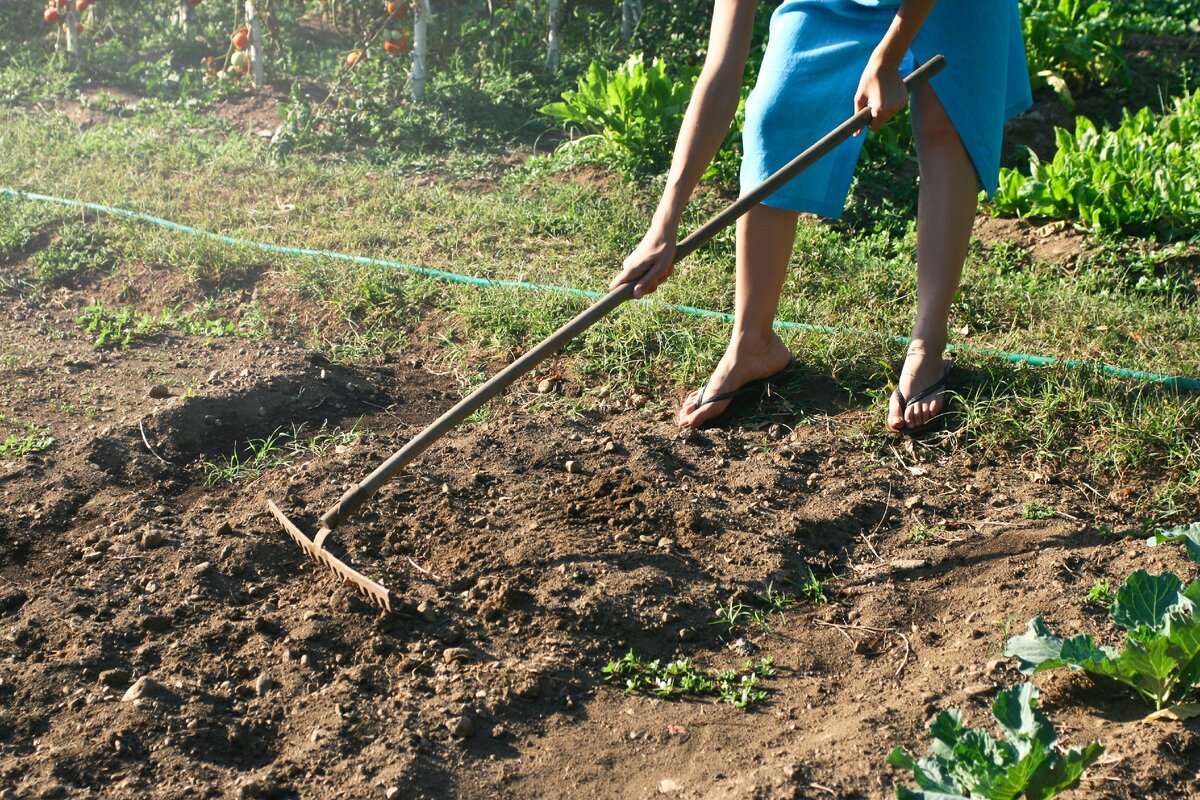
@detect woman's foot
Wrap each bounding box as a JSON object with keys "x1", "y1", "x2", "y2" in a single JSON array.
[
  {"x1": 886, "y1": 345, "x2": 950, "y2": 432},
  {"x1": 678, "y1": 332, "x2": 794, "y2": 428}
]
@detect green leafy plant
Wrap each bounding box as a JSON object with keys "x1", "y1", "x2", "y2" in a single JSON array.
[
  {"x1": 991, "y1": 89, "x2": 1200, "y2": 236},
  {"x1": 30, "y1": 225, "x2": 117, "y2": 285},
  {"x1": 888, "y1": 682, "x2": 1103, "y2": 799},
  {"x1": 1115, "y1": 0, "x2": 1200, "y2": 34},
  {"x1": 0, "y1": 433, "x2": 54, "y2": 458},
  {"x1": 1019, "y1": 0, "x2": 1128, "y2": 108},
  {"x1": 75, "y1": 304, "x2": 157, "y2": 348},
  {"x1": 1147, "y1": 522, "x2": 1200, "y2": 562},
  {"x1": 601, "y1": 650, "x2": 775, "y2": 709},
  {"x1": 1084, "y1": 579, "x2": 1115, "y2": 607},
  {"x1": 1021, "y1": 503, "x2": 1057, "y2": 520},
  {"x1": 1005, "y1": 570, "x2": 1200, "y2": 710},
  {"x1": 540, "y1": 53, "x2": 744, "y2": 179}
]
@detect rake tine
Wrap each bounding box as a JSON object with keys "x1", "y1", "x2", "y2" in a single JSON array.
[{"x1": 267, "y1": 500, "x2": 392, "y2": 612}]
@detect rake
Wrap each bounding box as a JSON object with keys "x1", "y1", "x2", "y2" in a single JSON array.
[{"x1": 267, "y1": 55, "x2": 946, "y2": 611}]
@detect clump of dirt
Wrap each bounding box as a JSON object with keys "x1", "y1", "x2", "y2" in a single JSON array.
[{"x1": 2, "y1": 236, "x2": 1199, "y2": 799}]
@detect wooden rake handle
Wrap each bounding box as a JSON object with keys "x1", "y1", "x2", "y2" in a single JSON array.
[{"x1": 319, "y1": 54, "x2": 946, "y2": 531}]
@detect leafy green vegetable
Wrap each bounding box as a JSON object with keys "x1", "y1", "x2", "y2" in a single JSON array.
[
  {"x1": 1019, "y1": 0, "x2": 1128, "y2": 108},
  {"x1": 1147, "y1": 523, "x2": 1200, "y2": 563},
  {"x1": 888, "y1": 682, "x2": 1103, "y2": 799},
  {"x1": 540, "y1": 54, "x2": 744, "y2": 179},
  {"x1": 1005, "y1": 570, "x2": 1200, "y2": 709},
  {"x1": 990, "y1": 88, "x2": 1200, "y2": 236}
]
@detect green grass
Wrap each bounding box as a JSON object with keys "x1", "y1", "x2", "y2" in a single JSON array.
[{"x1": 204, "y1": 421, "x2": 361, "y2": 486}]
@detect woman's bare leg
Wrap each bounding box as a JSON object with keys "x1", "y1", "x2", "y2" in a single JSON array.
[
  {"x1": 887, "y1": 83, "x2": 977, "y2": 431},
  {"x1": 678, "y1": 204, "x2": 798, "y2": 428}
]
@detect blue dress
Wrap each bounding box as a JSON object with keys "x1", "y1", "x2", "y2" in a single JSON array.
[{"x1": 740, "y1": 0, "x2": 1032, "y2": 218}]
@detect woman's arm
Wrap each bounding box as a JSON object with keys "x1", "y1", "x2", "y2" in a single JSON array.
[
  {"x1": 609, "y1": 0, "x2": 759, "y2": 298},
  {"x1": 855, "y1": 0, "x2": 937, "y2": 132}
]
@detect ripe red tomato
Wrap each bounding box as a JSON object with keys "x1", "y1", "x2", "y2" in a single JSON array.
[
  {"x1": 385, "y1": 1, "x2": 409, "y2": 18},
  {"x1": 231, "y1": 30, "x2": 249, "y2": 49},
  {"x1": 44, "y1": 7, "x2": 60, "y2": 23},
  {"x1": 384, "y1": 36, "x2": 410, "y2": 55}
]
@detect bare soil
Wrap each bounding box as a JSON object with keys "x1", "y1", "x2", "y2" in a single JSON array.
[{"x1": 2, "y1": 219, "x2": 1200, "y2": 800}]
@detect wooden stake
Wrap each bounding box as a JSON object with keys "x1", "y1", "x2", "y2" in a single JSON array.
[{"x1": 245, "y1": 0, "x2": 264, "y2": 87}]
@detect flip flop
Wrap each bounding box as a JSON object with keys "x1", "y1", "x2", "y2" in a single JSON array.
[
  {"x1": 890, "y1": 359, "x2": 952, "y2": 436},
  {"x1": 687, "y1": 356, "x2": 797, "y2": 429}
]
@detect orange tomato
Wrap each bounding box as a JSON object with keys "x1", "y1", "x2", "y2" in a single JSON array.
[
  {"x1": 345, "y1": 50, "x2": 362, "y2": 68},
  {"x1": 76, "y1": 0, "x2": 90, "y2": 11},
  {"x1": 384, "y1": 36, "x2": 410, "y2": 55},
  {"x1": 385, "y1": 1, "x2": 408, "y2": 17},
  {"x1": 231, "y1": 30, "x2": 250, "y2": 49},
  {"x1": 44, "y1": 7, "x2": 60, "y2": 22}
]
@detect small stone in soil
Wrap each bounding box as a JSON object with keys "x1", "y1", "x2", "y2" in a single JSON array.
[
  {"x1": 99, "y1": 668, "x2": 131, "y2": 688},
  {"x1": 446, "y1": 716, "x2": 475, "y2": 738},
  {"x1": 417, "y1": 600, "x2": 436, "y2": 623},
  {"x1": 386, "y1": 789, "x2": 400, "y2": 800},
  {"x1": 140, "y1": 529, "x2": 165, "y2": 549},
  {"x1": 442, "y1": 647, "x2": 471, "y2": 664},
  {"x1": 629, "y1": 393, "x2": 648, "y2": 409},
  {"x1": 215, "y1": 522, "x2": 233, "y2": 536},
  {"x1": 148, "y1": 384, "x2": 170, "y2": 399},
  {"x1": 310, "y1": 727, "x2": 324, "y2": 742},
  {"x1": 121, "y1": 676, "x2": 165, "y2": 702},
  {"x1": 564, "y1": 460, "x2": 581, "y2": 474},
  {"x1": 536, "y1": 378, "x2": 559, "y2": 394},
  {"x1": 255, "y1": 672, "x2": 276, "y2": 696},
  {"x1": 904, "y1": 495, "x2": 924, "y2": 509}
]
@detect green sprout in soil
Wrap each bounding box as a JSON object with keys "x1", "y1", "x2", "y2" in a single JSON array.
[
  {"x1": 889, "y1": 682, "x2": 1103, "y2": 799},
  {"x1": 1083, "y1": 579, "x2": 1115, "y2": 608},
  {"x1": 601, "y1": 650, "x2": 776, "y2": 709},
  {"x1": 0, "y1": 433, "x2": 54, "y2": 458},
  {"x1": 204, "y1": 420, "x2": 361, "y2": 485},
  {"x1": 713, "y1": 573, "x2": 827, "y2": 636},
  {"x1": 907, "y1": 522, "x2": 946, "y2": 543},
  {"x1": 1021, "y1": 502, "x2": 1057, "y2": 520}
]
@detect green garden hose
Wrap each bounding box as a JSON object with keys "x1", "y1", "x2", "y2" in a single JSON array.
[{"x1": 3, "y1": 186, "x2": 1197, "y2": 391}]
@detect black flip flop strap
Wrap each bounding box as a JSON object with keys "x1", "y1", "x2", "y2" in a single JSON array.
[{"x1": 898, "y1": 373, "x2": 948, "y2": 410}]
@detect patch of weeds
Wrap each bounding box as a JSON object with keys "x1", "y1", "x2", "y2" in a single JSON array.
[
  {"x1": 75, "y1": 304, "x2": 156, "y2": 348},
  {"x1": 1084, "y1": 579, "x2": 1115, "y2": 608},
  {"x1": 204, "y1": 421, "x2": 361, "y2": 485},
  {"x1": 601, "y1": 650, "x2": 776, "y2": 710},
  {"x1": 30, "y1": 225, "x2": 118, "y2": 285},
  {"x1": 711, "y1": 598, "x2": 773, "y2": 636},
  {"x1": 1021, "y1": 502, "x2": 1057, "y2": 520},
  {"x1": 76, "y1": 303, "x2": 252, "y2": 348},
  {"x1": 0, "y1": 433, "x2": 54, "y2": 458},
  {"x1": 906, "y1": 522, "x2": 946, "y2": 543}
]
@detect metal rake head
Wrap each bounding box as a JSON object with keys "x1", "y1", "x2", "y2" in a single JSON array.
[{"x1": 267, "y1": 500, "x2": 392, "y2": 612}]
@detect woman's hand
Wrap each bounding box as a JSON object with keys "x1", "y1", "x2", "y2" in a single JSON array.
[
  {"x1": 854, "y1": 56, "x2": 909, "y2": 133},
  {"x1": 608, "y1": 224, "x2": 678, "y2": 299}
]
